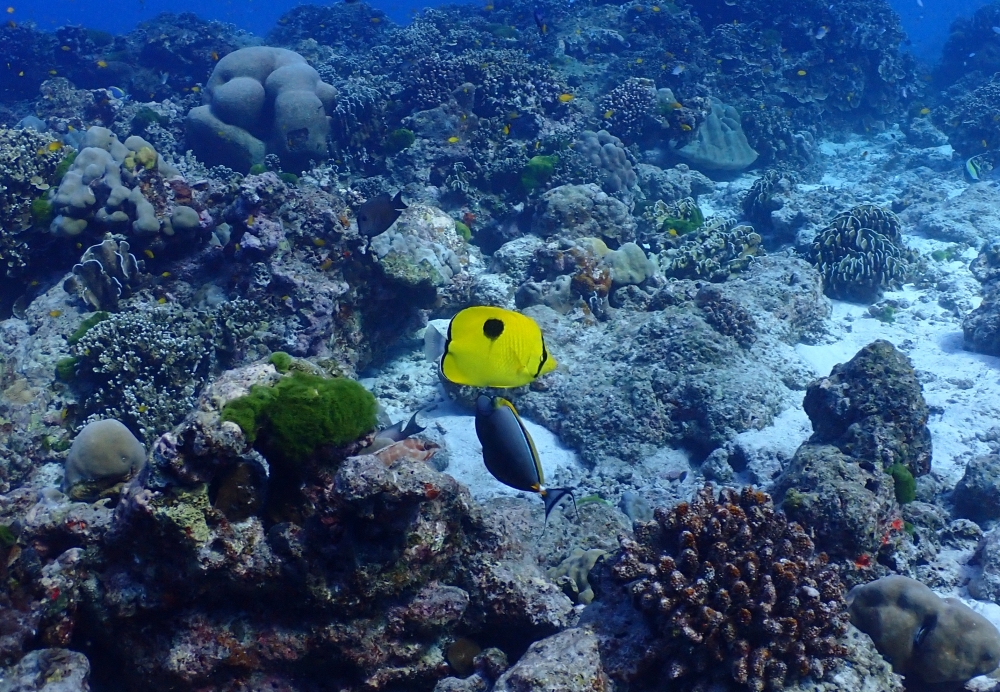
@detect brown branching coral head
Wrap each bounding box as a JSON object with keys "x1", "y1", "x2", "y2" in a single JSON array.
[{"x1": 612, "y1": 484, "x2": 849, "y2": 691}]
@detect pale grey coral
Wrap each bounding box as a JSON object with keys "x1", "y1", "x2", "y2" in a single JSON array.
[
  {"x1": 71, "y1": 306, "x2": 213, "y2": 440},
  {"x1": 676, "y1": 97, "x2": 758, "y2": 171},
  {"x1": 657, "y1": 223, "x2": 764, "y2": 282},
  {"x1": 48, "y1": 127, "x2": 180, "y2": 240},
  {"x1": 572, "y1": 130, "x2": 637, "y2": 193},
  {"x1": 806, "y1": 204, "x2": 911, "y2": 303}
]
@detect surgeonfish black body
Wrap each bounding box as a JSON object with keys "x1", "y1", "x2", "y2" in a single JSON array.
[
  {"x1": 357, "y1": 191, "x2": 407, "y2": 237},
  {"x1": 474, "y1": 394, "x2": 574, "y2": 519}
]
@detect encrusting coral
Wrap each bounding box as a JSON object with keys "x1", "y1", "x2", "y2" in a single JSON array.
[{"x1": 611, "y1": 484, "x2": 849, "y2": 691}]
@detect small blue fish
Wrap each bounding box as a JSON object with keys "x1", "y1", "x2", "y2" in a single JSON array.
[{"x1": 108, "y1": 86, "x2": 129, "y2": 101}]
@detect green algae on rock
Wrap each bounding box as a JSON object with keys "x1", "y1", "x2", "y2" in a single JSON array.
[{"x1": 221, "y1": 370, "x2": 377, "y2": 462}]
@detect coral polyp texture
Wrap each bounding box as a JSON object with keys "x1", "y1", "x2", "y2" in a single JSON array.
[
  {"x1": 806, "y1": 203, "x2": 911, "y2": 303},
  {"x1": 611, "y1": 485, "x2": 849, "y2": 691}
]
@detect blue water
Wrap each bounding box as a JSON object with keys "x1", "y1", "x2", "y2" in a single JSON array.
[{"x1": 18, "y1": 0, "x2": 997, "y2": 65}]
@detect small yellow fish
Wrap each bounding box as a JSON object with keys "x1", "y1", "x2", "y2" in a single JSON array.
[
  {"x1": 144, "y1": 249, "x2": 154, "y2": 259},
  {"x1": 448, "y1": 136, "x2": 460, "y2": 144},
  {"x1": 636, "y1": 57, "x2": 643, "y2": 64},
  {"x1": 603, "y1": 109, "x2": 614, "y2": 119},
  {"x1": 502, "y1": 124, "x2": 510, "y2": 136},
  {"x1": 312, "y1": 238, "x2": 326, "y2": 247},
  {"x1": 680, "y1": 123, "x2": 692, "y2": 131},
  {"x1": 247, "y1": 215, "x2": 255, "y2": 226},
  {"x1": 156, "y1": 297, "x2": 166, "y2": 304},
  {"x1": 49, "y1": 309, "x2": 61, "y2": 318},
  {"x1": 797, "y1": 70, "x2": 807, "y2": 76},
  {"x1": 138, "y1": 404, "x2": 148, "y2": 413},
  {"x1": 161, "y1": 271, "x2": 171, "y2": 278},
  {"x1": 652, "y1": 5, "x2": 660, "y2": 10},
  {"x1": 191, "y1": 85, "x2": 200, "y2": 93},
  {"x1": 47, "y1": 141, "x2": 62, "y2": 152},
  {"x1": 370, "y1": 16, "x2": 380, "y2": 23},
  {"x1": 96, "y1": 59, "x2": 107, "y2": 68},
  {"x1": 61, "y1": 45, "x2": 70, "y2": 51},
  {"x1": 211, "y1": 51, "x2": 219, "y2": 61},
  {"x1": 320, "y1": 258, "x2": 334, "y2": 270},
  {"x1": 48, "y1": 69, "x2": 57, "y2": 75},
  {"x1": 558, "y1": 93, "x2": 574, "y2": 102},
  {"x1": 919, "y1": 107, "x2": 930, "y2": 115},
  {"x1": 5, "y1": 7, "x2": 12, "y2": 13}
]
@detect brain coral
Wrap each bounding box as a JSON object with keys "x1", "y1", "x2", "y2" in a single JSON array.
[{"x1": 186, "y1": 46, "x2": 338, "y2": 172}]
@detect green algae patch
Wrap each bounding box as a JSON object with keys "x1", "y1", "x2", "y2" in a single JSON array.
[
  {"x1": 268, "y1": 351, "x2": 293, "y2": 373},
  {"x1": 886, "y1": 462, "x2": 916, "y2": 504},
  {"x1": 221, "y1": 371, "x2": 377, "y2": 463},
  {"x1": 152, "y1": 485, "x2": 212, "y2": 545},
  {"x1": 68, "y1": 311, "x2": 109, "y2": 346},
  {"x1": 520, "y1": 155, "x2": 558, "y2": 192}
]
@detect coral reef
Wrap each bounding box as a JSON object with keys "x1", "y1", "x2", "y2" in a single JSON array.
[
  {"x1": 775, "y1": 340, "x2": 928, "y2": 560},
  {"x1": 806, "y1": 204, "x2": 911, "y2": 303},
  {"x1": 963, "y1": 240, "x2": 1000, "y2": 356},
  {"x1": 848, "y1": 575, "x2": 1000, "y2": 688},
  {"x1": 607, "y1": 485, "x2": 850, "y2": 691}
]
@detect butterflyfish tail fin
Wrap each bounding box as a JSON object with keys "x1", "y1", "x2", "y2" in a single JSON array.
[{"x1": 542, "y1": 487, "x2": 576, "y2": 522}]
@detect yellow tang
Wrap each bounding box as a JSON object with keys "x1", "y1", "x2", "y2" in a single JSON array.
[{"x1": 441, "y1": 306, "x2": 556, "y2": 388}]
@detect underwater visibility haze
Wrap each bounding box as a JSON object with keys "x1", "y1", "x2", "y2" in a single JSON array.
[{"x1": 8, "y1": 0, "x2": 1000, "y2": 690}]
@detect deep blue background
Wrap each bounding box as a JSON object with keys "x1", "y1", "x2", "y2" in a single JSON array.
[{"x1": 11, "y1": 0, "x2": 995, "y2": 66}]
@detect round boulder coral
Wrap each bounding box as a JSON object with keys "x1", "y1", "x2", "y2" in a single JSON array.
[{"x1": 63, "y1": 419, "x2": 146, "y2": 498}]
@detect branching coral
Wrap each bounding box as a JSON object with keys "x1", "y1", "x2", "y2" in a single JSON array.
[{"x1": 612, "y1": 485, "x2": 849, "y2": 691}]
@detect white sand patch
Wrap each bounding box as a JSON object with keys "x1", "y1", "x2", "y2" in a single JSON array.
[
  {"x1": 425, "y1": 400, "x2": 581, "y2": 504},
  {"x1": 790, "y1": 284, "x2": 1000, "y2": 486}
]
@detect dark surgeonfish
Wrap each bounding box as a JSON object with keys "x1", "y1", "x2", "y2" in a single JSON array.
[
  {"x1": 357, "y1": 191, "x2": 407, "y2": 237},
  {"x1": 364, "y1": 409, "x2": 427, "y2": 453},
  {"x1": 474, "y1": 394, "x2": 575, "y2": 520}
]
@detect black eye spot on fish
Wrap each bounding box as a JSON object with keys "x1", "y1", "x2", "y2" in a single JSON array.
[{"x1": 483, "y1": 317, "x2": 504, "y2": 340}]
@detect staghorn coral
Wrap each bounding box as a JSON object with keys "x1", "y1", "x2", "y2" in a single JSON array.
[
  {"x1": 806, "y1": 204, "x2": 911, "y2": 303},
  {"x1": 69, "y1": 306, "x2": 213, "y2": 441},
  {"x1": 612, "y1": 485, "x2": 849, "y2": 691}
]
